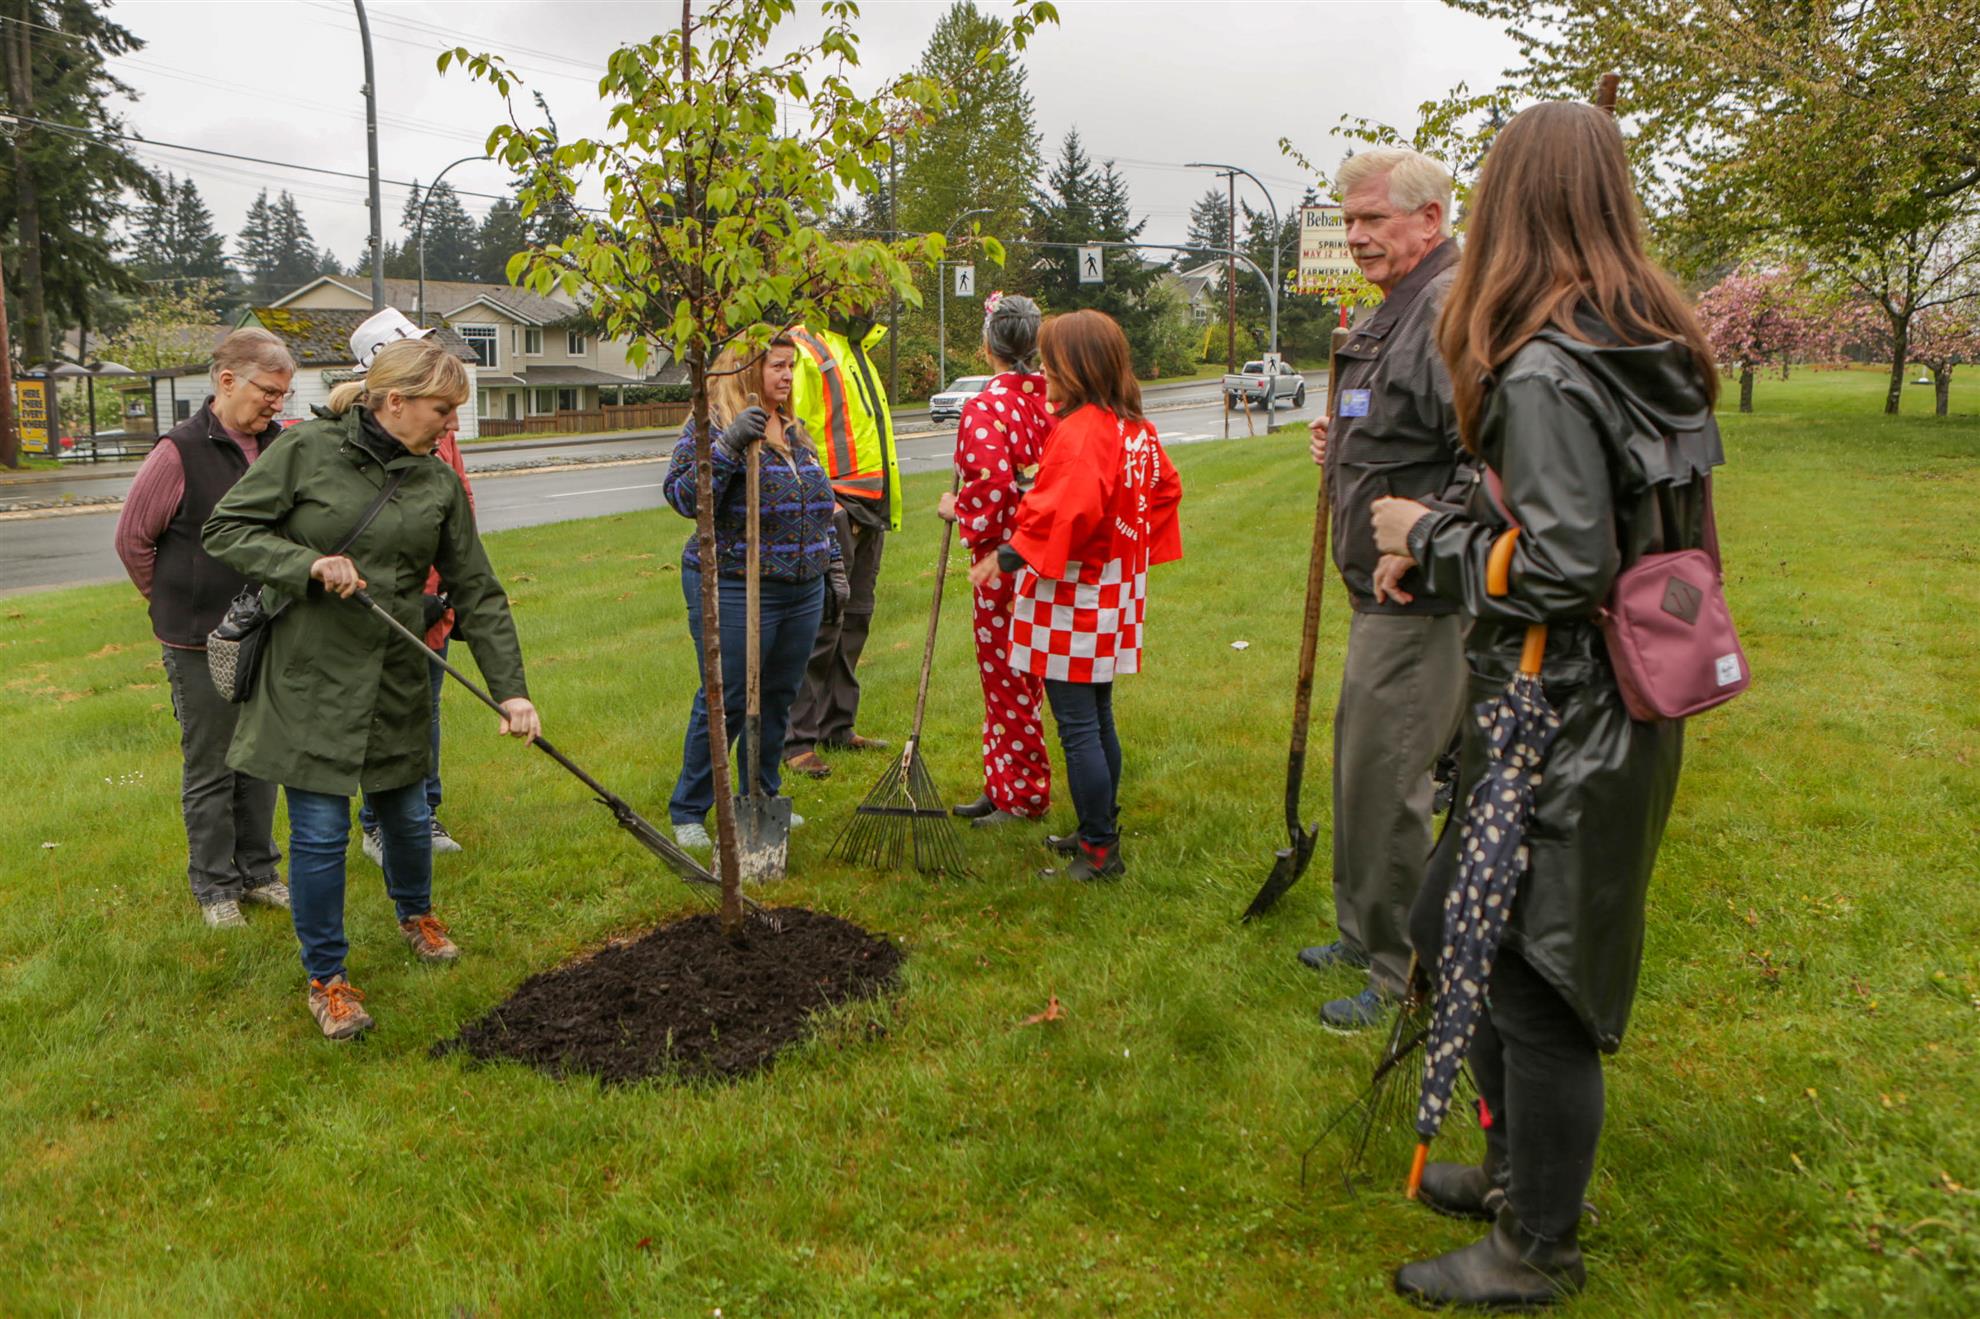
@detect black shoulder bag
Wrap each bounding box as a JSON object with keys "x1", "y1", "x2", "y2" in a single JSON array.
[{"x1": 207, "y1": 468, "x2": 410, "y2": 703}]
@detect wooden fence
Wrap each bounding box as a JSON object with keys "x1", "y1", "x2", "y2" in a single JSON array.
[{"x1": 479, "y1": 401, "x2": 690, "y2": 439}]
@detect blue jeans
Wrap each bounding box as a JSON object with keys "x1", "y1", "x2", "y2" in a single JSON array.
[
  {"x1": 1044, "y1": 679, "x2": 1121, "y2": 847},
  {"x1": 670, "y1": 565, "x2": 825, "y2": 823},
  {"x1": 286, "y1": 782, "x2": 433, "y2": 983},
  {"x1": 360, "y1": 641, "x2": 447, "y2": 829}
]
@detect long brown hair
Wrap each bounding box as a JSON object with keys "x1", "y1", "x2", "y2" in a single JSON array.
[
  {"x1": 1038, "y1": 309, "x2": 1143, "y2": 424},
  {"x1": 1437, "y1": 101, "x2": 1717, "y2": 452},
  {"x1": 709, "y1": 332, "x2": 809, "y2": 457}
]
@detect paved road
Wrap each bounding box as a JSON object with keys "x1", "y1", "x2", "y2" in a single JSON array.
[{"x1": 0, "y1": 383, "x2": 1315, "y2": 598}]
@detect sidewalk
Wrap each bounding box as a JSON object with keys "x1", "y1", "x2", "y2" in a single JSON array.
[{"x1": 0, "y1": 378, "x2": 1224, "y2": 493}]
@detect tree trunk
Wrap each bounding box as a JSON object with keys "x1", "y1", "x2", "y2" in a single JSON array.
[
  {"x1": 1935, "y1": 367, "x2": 1951, "y2": 417},
  {"x1": 1739, "y1": 367, "x2": 1754, "y2": 413},
  {"x1": 678, "y1": 0, "x2": 744, "y2": 940},
  {"x1": 3, "y1": 20, "x2": 51, "y2": 366},
  {"x1": 1885, "y1": 312, "x2": 1908, "y2": 416}
]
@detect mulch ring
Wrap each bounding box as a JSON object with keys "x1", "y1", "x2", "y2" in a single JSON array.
[{"x1": 433, "y1": 907, "x2": 904, "y2": 1086}]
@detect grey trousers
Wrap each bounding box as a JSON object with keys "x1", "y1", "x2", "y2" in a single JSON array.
[
  {"x1": 161, "y1": 645, "x2": 281, "y2": 905},
  {"x1": 785, "y1": 511, "x2": 885, "y2": 755},
  {"x1": 1330, "y1": 610, "x2": 1466, "y2": 997}
]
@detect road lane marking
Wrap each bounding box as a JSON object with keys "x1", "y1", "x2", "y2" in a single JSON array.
[{"x1": 548, "y1": 481, "x2": 667, "y2": 498}]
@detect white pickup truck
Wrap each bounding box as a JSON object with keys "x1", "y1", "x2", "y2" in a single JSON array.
[{"x1": 1222, "y1": 359, "x2": 1307, "y2": 410}]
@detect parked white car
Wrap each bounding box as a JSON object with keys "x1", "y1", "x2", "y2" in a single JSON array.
[{"x1": 928, "y1": 376, "x2": 992, "y2": 424}]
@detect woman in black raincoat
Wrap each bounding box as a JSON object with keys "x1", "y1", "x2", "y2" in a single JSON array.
[{"x1": 1367, "y1": 101, "x2": 1724, "y2": 1309}]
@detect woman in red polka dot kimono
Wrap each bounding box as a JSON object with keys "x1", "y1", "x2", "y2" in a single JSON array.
[
  {"x1": 970, "y1": 309, "x2": 1184, "y2": 882},
  {"x1": 939, "y1": 293, "x2": 1057, "y2": 828}
]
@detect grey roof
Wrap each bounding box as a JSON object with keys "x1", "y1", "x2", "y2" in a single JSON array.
[
  {"x1": 518, "y1": 364, "x2": 642, "y2": 387},
  {"x1": 249, "y1": 306, "x2": 479, "y2": 367},
  {"x1": 380, "y1": 278, "x2": 580, "y2": 326}
]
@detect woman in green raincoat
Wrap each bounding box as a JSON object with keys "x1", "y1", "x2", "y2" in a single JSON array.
[{"x1": 205, "y1": 335, "x2": 538, "y2": 1041}]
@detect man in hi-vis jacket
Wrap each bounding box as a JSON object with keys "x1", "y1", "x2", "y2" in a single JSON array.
[{"x1": 782, "y1": 309, "x2": 903, "y2": 778}]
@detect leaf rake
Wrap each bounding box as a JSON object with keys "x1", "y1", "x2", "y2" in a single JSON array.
[{"x1": 829, "y1": 477, "x2": 970, "y2": 877}]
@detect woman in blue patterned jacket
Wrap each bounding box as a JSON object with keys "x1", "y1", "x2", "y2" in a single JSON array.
[{"x1": 662, "y1": 333, "x2": 849, "y2": 848}]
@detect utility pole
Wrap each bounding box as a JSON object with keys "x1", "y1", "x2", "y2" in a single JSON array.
[
  {"x1": 0, "y1": 250, "x2": 16, "y2": 469},
  {"x1": 937, "y1": 207, "x2": 992, "y2": 392},
  {"x1": 354, "y1": 0, "x2": 384, "y2": 311},
  {"x1": 1223, "y1": 170, "x2": 1237, "y2": 373}
]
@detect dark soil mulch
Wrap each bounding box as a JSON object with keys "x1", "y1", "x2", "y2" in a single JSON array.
[{"x1": 433, "y1": 907, "x2": 904, "y2": 1085}]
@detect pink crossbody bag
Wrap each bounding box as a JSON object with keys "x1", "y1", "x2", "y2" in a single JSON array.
[{"x1": 1485, "y1": 465, "x2": 1750, "y2": 723}]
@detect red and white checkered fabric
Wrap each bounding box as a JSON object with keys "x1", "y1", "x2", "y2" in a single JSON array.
[{"x1": 1007, "y1": 555, "x2": 1149, "y2": 683}]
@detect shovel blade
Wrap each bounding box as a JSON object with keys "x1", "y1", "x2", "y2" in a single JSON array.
[
  {"x1": 735, "y1": 794, "x2": 792, "y2": 883},
  {"x1": 1242, "y1": 825, "x2": 1318, "y2": 922}
]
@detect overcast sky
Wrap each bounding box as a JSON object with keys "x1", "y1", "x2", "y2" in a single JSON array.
[{"x1": 104, "y1": 0, "x2": 1518, "y2": 269}]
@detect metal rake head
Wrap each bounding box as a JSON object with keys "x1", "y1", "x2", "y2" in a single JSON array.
[{"x1": 828, "y1": 742, "x2": 970, "y2": 878}]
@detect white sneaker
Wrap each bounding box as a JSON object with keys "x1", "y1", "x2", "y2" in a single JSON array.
[
  {"x1": 360, "y1": 826, "x2": 384, "y2": 866},
  {"x1": 201, "y1": 899, "x2": 247, "y2": 930},
  {"x1": 674, "y1": 822, "x2": 711, "y2": 849},
  {"x1": 429, "y1": 818, "x2": 463, "y2": 854},
  {"x1": 242, "y1": 880, "x2": 291, "y2": 910}
]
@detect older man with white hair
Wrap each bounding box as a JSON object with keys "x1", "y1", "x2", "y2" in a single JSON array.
[{"x1": 1301, "y1": 147, "x2": 1472, "y2": 1029}]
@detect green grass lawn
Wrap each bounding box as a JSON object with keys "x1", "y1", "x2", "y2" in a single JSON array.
[{"x1": 2, "y1": 368, "x2": 1975, "y2": 1315}]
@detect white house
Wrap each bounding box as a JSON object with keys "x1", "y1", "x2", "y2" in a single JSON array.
[
  {"x1": 269, "y1": 276, "x2": 681, "y2": 424},
  {"x1": 130, "y1": 307, "x2": 484, "y2": 439}
]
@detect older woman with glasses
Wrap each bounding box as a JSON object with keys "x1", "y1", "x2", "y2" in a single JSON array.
[{"x1": 116, "y1": 327, "x2": 300, "y2": 930}]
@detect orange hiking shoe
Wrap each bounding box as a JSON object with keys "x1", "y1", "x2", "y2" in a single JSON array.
[
  {"x1": 307, "y1": 975, "x2": 373, "y2": 1040},
  {"x1": 400, "y1": 912, "x2": 460, "y2": 963}
]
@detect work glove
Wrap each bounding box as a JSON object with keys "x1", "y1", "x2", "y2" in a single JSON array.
[
  {"x1": 825, "y1": 557, "x2": 851, "y2": 622},
  {"x1": 716, "y1": 406, "x2": 769, "y2": 460}
]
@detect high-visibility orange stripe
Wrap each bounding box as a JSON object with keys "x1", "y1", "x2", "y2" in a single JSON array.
[{"x1": 791, "y1": 330, "x2": 856, "y2": 480}]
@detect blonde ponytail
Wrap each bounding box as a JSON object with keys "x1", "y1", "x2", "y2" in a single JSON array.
[{"x1": 327, "y1": 337, "x2": 470, "y2": 417}]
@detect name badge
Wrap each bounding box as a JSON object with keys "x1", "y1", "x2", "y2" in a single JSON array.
[{"x1": 1339, "y1": 388, "x2": 1372, "y2": 418}]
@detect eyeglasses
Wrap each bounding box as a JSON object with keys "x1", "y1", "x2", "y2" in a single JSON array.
[{"x1": 234, "y1": 374, "x2": 295, "y2": 405}]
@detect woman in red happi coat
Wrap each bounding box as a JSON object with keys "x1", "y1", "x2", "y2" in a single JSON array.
[
  {"x1": 971, "y1": 309, "x2": 1184, "y2": 881},
  {"x1": 941, "y1": 293, "x2": 1056, "y2": 827}
]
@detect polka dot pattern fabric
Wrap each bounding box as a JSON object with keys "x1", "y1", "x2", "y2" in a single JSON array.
[
  {"x1": 954, "y1": 371, "x2": 1052, "y2": 554},
  {"x1": 953, "y1": 370, "x2": 1056, "y2": 817},
  {"x1": 1415, "y1": 670, "x2": 1564, "y2": 1141},
  {"x1": 969, "y1": 563, "x2": 1052, "y2": 817}
]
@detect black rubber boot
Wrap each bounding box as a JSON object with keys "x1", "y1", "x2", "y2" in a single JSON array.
[
  {"x1": 951, "y1": 795, "x2": 996, "y2": 819},
  {"x1": 1066, "y1": 839, "x2": 1125, "y2": 883},
  {"x1": 1393, "y1": 1206, "x2": 1585, "y2": 1311},
  {"x1": 1043, "y1": 832, "x2": 1079, "y2": 857},
  {"x1": 1416, "y1": 1161, "x2": 1508, "y2": 1223}
]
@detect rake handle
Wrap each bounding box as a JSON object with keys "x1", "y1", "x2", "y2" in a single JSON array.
[{"x1": 908, "y1": 469, "x2": 963, "y2": 747}]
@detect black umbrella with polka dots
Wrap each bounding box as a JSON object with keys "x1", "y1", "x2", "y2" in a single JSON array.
[{"x1": 1406, "y1": 623, "x2": 1562, "y2": 1199}]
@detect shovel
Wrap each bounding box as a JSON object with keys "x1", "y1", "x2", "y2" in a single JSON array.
[
  {"x1": 1242, "y1": 326, "x2": 1347, "y2": 921},
  {"x1": 1242, "y1": 469, "x2": 1329, "y2": 920},
  {"x1": 348, "y1": 589, "x2": 769, "y2": 922},
  {"x1": 734, "y1": 422, "x2": 792, "y2": 880}
]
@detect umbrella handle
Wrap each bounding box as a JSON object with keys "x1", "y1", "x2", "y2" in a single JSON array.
[
  {"x1": 1486, "y1": 528, "x2": 1548, "y2": 677},
  {"x1": 1407, "y1": 1142, "x2": 1428, "y2": 1199}
]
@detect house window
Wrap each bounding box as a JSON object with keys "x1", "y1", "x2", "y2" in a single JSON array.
[
  {"x1": 558, "y1": 388, "x2": 579, "y2": 412},
  {"x1": 1191, "y1": 303, "x2": 1208, "y2": 324},
  {"x1": 532, "y1": 388, "x2": 556, "y2": 414},
  {"x1": 175, "y1": 397, "x2": 193, "y2": 421},
  {"x1": 458, "y1": 325, "x2": 498, "y2": 368},
  {"x1": 567, "y1": 330, "x2": 587, "y2": 355},
  {"x1": 524, "y1": 327, "x2": 543, "y2": 356}
]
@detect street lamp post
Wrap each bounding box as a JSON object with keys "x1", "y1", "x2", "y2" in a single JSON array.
[
  {"x1": 937, "y1": 207, "x2": 993, "y2": 395},
  {"x1": 354, "y1": 0, "x2": 384, "y2": 311},
  {"x1": 1187, "y1": 160, "x2": 1283, "y2": 425},
  {"x1": 415, "y1": 155, "x2": 494, "y2": 326}
]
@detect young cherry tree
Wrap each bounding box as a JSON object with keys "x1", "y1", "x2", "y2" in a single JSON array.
[
  {"x1": 1694, "y1": 267, "x2": 1835, "y2": 413},
  {"x1": 1907, "y1": 305, "x2": 1980, "y2": 417},
  {"x1": 443, "y1": 0, "x2": 1051, "y2": 933}
]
